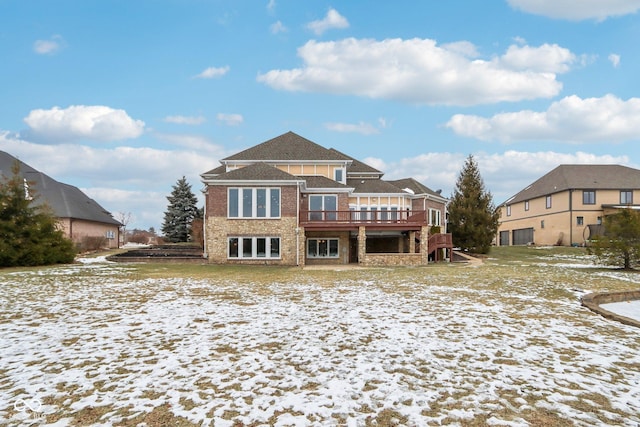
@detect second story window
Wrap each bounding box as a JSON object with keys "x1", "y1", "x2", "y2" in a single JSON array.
[
  {"x1": 228, "y1": 188, "x2": 280, "y2": 218},
  {"x1": 334, "y1": 168, "x2": 345, "y2": 184},
  {"x1": 524, "y1": 200, "x2": 529, "y2": 211},
  {"x1": 621, "y1": 190, "x2": 633, "y2": 205},
  {"x1": 506, "y1": 205, "x2": 511, "y2": 216},
  {"x1": 546, "y1": 195, "x2": 552, "y2": 209},
  {"x1": 309, "y1": 195, "x2": 337, "y2": 220},
  {"x1": 429, "y1": 208, "x2": 441, "y2": 226},
  {"x1": 583, "y1": 190, "x2": 596, "y2": 205}
]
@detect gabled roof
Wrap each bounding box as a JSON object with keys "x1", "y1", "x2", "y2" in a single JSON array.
[
  {"x1": 0, "y1": 151, "x2": 121, "y2": 225},
  {"x1": 504, "y1": 164, "x2": 640, "y2": 205},
  {"x1": 209, "y1": 162, "x2": 300, "y2": 182},
  {"x1": 347, "y1": 178, "x2": 407, "y2": 194},
  {"x1": 223, "y1": 131, "x2": 352, "y2": 162},
  {"x1": 201, "y1": 164, "x2": 226, "y2": 176},
  {"x1": 328, "y1": 148, "x2": 382, "y2": 176}
]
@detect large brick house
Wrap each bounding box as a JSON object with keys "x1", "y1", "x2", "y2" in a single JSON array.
[
  {"x1": 201, "y1": 132, "x2": 451, "y2": 266},
  {"x1": 497, "y1": 164, "x2": 640, "y2": 246},
  {"x1": 0, "y1": 150, "x2": 122, "y2": 249}
]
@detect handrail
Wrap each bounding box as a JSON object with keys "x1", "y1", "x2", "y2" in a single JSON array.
[{"x1": 299, "y1": 209, "x2": 429, "y2": 225}]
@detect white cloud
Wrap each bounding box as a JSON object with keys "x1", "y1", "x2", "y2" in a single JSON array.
[
  {"x1": 216, "y1": 113, "x2": 244, "y2": 126},
  {"x1": 498, "y1": 43, "x2": 575, "y2": 73},
  {"x1": 194, "y1": 66, "x2": 230, "y2": 79},
  {"x1": 267, "y1": 0, "x2": 276, "y2": 12},
  {"x1": 270, "y1": 20, "x2": 287, "y2": 34},
  {"x1": 33, "y1": 35, "x2": 64, "y2": 55},
  {"x1": 325, "y1": 121, "x2": 380, "y2": 135},
  {"x1": 446, "y1": 94, "x2": 640, "y2": 143},
  {"x1": 23, "y1": 105, "x2": 145, "y2": 143},
  {"x1": 258, "y1": 38, "x2": 570, "y2": 106},
  {"x1": 0, "y1": 131, "x2": 228, "y2": 230},
  {"x1": 163, "y1": 115, "x2": 206, "y2": 125},
  {"x1": 306, "y1": 8, "x2": 349, "y2": 35},
  {"x1": 507, "y1": 0, "x2": 640, "y2": 21},
  {"x1": 609, "y1": 53, "x2": 621, "y2": 68},
  {"x1": 372, "y1": 150, "x2": 631, "y2": 203}
]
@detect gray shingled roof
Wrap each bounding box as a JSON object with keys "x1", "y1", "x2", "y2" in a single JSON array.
[
  {"x1": 387, "y1": 178, "x2": 445, "y2": 199},
  {"x1": 328, "y1": 148, "x2": 382, "y2": 175},
  {"x1": 505, "y1": 164, "x2": 640, "y2": 205},
  {"x1": 347, "y1": 178, "x2": 407, "y2": 194},
  {"x1": 201, "y1": 164, "x2": 226, "y2": 176},
  {"x1": 301, "y1": 175, "x2": 352, "y2": 190},
  {"x1": 211, "y1": 162, "x2": 301, "y2": 181},
  {"x1": 0, "y1": 151, "x2": 121, "y2": 225},
  {"x1": 222, "y1": 131, "x2": 352, "y2": 162}
]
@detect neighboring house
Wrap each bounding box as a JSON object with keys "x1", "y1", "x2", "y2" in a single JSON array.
[
  {"x1": 201, "y1": 131, "x2": 451, "y2": 266},
  {"x1": 497, "y1": 164, "x2": 640, "y2": 247},
  {"x1": 0, "y1": 151, "x2": 122, "y2": 249}
]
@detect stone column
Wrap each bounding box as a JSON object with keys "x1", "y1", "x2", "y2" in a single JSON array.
[
  {"x1": 358, "y1": 226, "x2": 367, "y2": 265},
  {"x1": 420, "y1": 226, "x2": 429, "y2": 265},
  {"x1": 409, "y1": 231, "x2": 416, "y2": 253}
]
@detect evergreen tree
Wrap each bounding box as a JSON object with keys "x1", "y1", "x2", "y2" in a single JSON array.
[
  {"x1": 161, "y1": 176, "x2": 199, "y2": 242},
  {"x1": 588, "y1": 209, "x2": 640, "y2": 270},
  {"x1": 0, "y1": 161, "x2": 76, "y2": 267},
  {"x1": 448, "y1": 155, "x2": 499, "y2": 254}
]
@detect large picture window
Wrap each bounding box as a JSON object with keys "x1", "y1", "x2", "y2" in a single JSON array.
[
  {"x1": 228, "y1": 188, "x2": 280, "y2": 218},
  {"x1": 307, "y1": 238, "x2": 339, "y2": 258},
  {"x1": 228, "y1": 237, "x2": 281, "y2": 259},
  {"x1": 309, "y1": 195, "x2": 337, "y2": 221}
]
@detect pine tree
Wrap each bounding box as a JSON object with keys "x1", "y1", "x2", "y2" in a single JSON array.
[
  {"x1": 161, "y1": 176, "x2": 199, "y2": 243},
  {"x1": 0, "y1": 161, "x2": 76, "y2": 267},
  {"x1": 588, "y1": 209, "x2": 640, "y2": 270},
  {"x1": 448, "y1": 155, "x2": 499, "y2": 254}
]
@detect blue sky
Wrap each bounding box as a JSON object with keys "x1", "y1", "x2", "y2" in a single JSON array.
[{"x1": 1, "y1": 0, "x2": 639, "y2": 230}]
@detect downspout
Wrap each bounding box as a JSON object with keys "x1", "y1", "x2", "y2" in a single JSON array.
[{"x1": 296, "y1": 183, "x2": 300, "y2": 266}]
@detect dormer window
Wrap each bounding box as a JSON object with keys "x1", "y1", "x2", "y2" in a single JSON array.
[{"x1": 334, "y1": 168, "x2": 345, "y2": 184}]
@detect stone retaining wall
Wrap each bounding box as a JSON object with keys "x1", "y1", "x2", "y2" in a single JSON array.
[{"x1": 362, "y1": 253, "x2": 423, "y2": 267}]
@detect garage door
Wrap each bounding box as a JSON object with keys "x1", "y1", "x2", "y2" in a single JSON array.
[{"x1": 512, "y1": 228, "x2": 534, "y2": 245}]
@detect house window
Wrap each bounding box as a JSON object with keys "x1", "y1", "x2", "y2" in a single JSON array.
[
  {"x1": 228, "y1": 237, "x2": 281, "y2": 259},
  {"x1": 105, "y1": 230, "x2": 115, "y2": 239},
  {"x1": 506, "y1": 205, "x2": 511, "y2": 216},
  {"x1": 583, "y1": 190, "x2": 596, "y2": 205},
  {"x1": 429, "y1": 208, "x2": 441, "y2": 226},
  {"x1": 597, "y1": 216, "x2": 602, "y2": 225},
  {"x1": 524, "y1": 200, "x2": 529, "y2": 211},
  {"x1": 309, "y1": 195, "x2": 337, "y2": 221},
  {"x1": 228, "y1": 188, "x2": 280, "y2": 218},
  {"x1": 546, "y1": 195, "x2": 552, "y2": 209},
  {"x1": 541, "y1": 220, "x2": 545, "y2": 229},
  {"x1": 577, "y1": 216, "x2": 584, "y2": 226},
  {"x1": 307, "y1": 238, "x2": 339, "y2": 258},
  {"x1": 621, "y1": 190, "x2": 633, "y2": 205},
  {"x1": 334, "y1": 168, "x2": 345, "y2": 184}
]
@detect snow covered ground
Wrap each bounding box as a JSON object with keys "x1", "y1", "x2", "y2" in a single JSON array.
[{"x1": 1, "y1": 256, "x2": 639, "y2": 426}]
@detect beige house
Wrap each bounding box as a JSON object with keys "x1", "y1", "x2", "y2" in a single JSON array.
[
  {"x1": 201, "y1": 132, "x2": 451, "y2": 266},
  {"x1": 497, "y1": 165, "x2": 640, "y2": 246},
  {"x1": 1, "y1": 151, "x2": 122, "y2": 249}
]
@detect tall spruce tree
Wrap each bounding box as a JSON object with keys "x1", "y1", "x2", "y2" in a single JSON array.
[
  {"x1": 0, "y1": 161, "x2": 76, "y2": 267},
  {"x1": 161, "y1": 176, "x2": 199, "y2": 242},
  {"x1": 448, "y1": 155, "x2": 499, "y2": 254}
]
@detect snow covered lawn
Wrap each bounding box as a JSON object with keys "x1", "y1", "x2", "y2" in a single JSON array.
[{"x1": 1, "y1": 252, "x2": 639, "y2": 426}]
